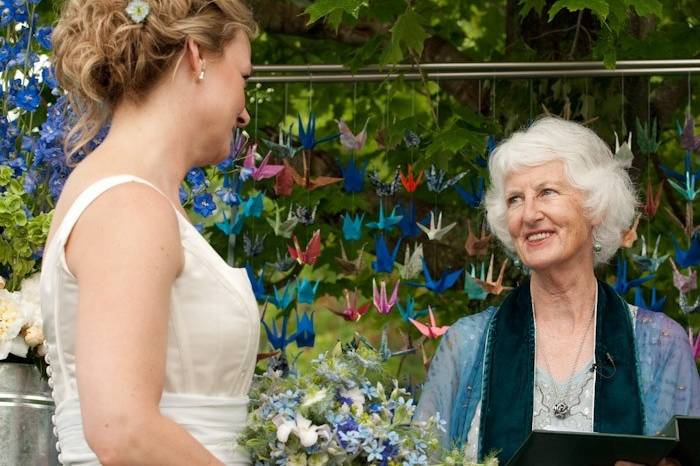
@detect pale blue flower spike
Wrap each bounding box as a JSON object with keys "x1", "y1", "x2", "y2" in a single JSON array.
[{"x1": 126, "y1": 0, "x2": 151, "y2": 24}]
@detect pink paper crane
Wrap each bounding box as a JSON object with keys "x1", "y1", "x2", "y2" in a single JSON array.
[
  {"x1": 372, "y1": 278, "x2": 400, "y2": 315},
  {"x1": 243, "y1": 144, "x2": 284, "y2": 181},
  {"x1": 410, "y1": 306, "x2": 450, "y2": 339}
]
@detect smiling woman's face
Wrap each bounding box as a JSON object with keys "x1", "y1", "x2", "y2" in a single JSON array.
[{"x1": 504, "y1": 160, "x2": 598, "y2": 273}]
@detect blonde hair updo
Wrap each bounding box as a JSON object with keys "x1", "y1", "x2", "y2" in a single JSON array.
[{"x1": 52, "y1": 0, "x2": 257, "y2": 160}]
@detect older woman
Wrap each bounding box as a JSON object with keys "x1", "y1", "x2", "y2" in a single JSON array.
[{"x1": 415, "y1": 117, "x2": 700, "y2": 465}]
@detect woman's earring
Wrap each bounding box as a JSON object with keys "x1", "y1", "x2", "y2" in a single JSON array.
[
  {"x1": 593, "y1": 241, "x2": 602, "y2": 253},
  {"x1": 198, "y1": 59, "x2": 206, "y2": 82}
]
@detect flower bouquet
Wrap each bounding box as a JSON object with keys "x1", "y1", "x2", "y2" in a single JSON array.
[
  {"x1": 0, "y1": 272, "x2": 45, "y2": 362},
  {"x1": 239, "y1": 339, "x2": 498, "y2": 466}
]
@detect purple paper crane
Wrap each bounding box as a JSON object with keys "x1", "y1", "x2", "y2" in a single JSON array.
[{"x1": 372, "y1": 278, "x2": 400, "y2": 315}]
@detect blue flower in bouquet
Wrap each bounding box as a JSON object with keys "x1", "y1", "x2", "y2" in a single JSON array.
[
  {"x1": 34, "y1": 26, "x2": 52, "y2": 49},
  {"x1": 15, "y1": 80, "x2": 41, "y2": 112},
  {"x1": 379, "y1": 438, "x2": 400, "y2": 465},
  {"x1": 193, "y1": 192, "x2": 216, "y2": 217},
  {"x1": 360, "y1": 381, "x2": 379, "y2": 399},
  {"x1": 186, "y1": 167, "x2": 208, "y2": 193},
  {"x1": 178, "y1": 186, "x2": 189, "y2": 205},
  {"x1": 261, "y1": 389, "x2": 302, "y2": 419},
  {"x1": 402, "y1": 451, "x2": 429, "y2": 466},
  {"x1": 41, "y1": 66, "x2": 59, "y2": 94},
  {"x1": 364, "y1": 439, "x2": 385, "y2": 462},
  {"x1": 23, "y1": 170, "x2": 38, "y2": 193},
  {"x1": 215, "y1": 174, "x2": 241, "y2": 206}
]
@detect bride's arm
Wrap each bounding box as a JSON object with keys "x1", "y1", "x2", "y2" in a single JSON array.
[{"x1": 67, "y1": 183, "x2": 224, "y2": 466}]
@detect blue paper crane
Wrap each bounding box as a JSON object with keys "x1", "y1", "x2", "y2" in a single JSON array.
[
  {"x1": 342, "y1": 212, "x2": 365, "y2": 241},
  {"x1": 294, "y1": 311, "x2": 316, "y2": 348},
  {"x1": 340, "y1": 158, "x2": 367, "y2": 193},
  {"x1": 397, "y1": 296, "x2": 429, "y2": 323},
  {"x1": 298, "y1": 112, "x2": 339, "y2": 150},
  {"x1": 297, "y1": 278, "x2": 320, "y2": 304},
  {"x1": 261, "y1": 313, "x2": 296, "y2": 351},
  {"x1": 660, "y1": 153, "x2": 700, "y2": 185},
  {"x1": 270, "y1": 281, "x2": 295, "y2": 311},
  {"x1": 634, "y1": 286, "x2": 667, "y2": 313},
  {"x1": 397, "y1": 201, "x2": 429, "y2": 238},
  {"x1": 245, "y1": 263, "x2": 267, "y2": 301},
  {"x1": 372, "y1": 235, "x2": 401, "y2": 273},
  {"x1": 613, "y1": 256, "x2": 654, "y2": 295},
  {"x1": 409, "y1": 258, "x2": 463, "y2": 293},
  {"x1": 215, "y1": 174, "x2": 242, "y2": 207},
  {"x1": 454, "y1": 177, "x2": 485, "y2": 208},
  {"x1": 366, "y1": 199, "x2": 403, "y2": 232},
  {"x1": 673, "y1": 234, "x2": 700, "y2": 269},
  {"x1": 241, "y1": 192, "x2": 264, "y2": 218},
  {"x1": 216, "y1": 211, "x2": 245, "y2": 236}
]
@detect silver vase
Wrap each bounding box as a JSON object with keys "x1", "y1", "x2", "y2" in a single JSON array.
[{"x1": 0, "y1": 363, "x2": 59, "y2": 466}]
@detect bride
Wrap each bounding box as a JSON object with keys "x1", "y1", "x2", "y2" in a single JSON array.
[{"x1": 40, "y1": 1, "x2": 259, "y2": 464}]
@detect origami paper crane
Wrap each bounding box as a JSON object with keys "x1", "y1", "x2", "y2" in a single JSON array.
[
  {"x1": 454, "y1": 177, "x2": 485, "y2": 208},
  {"x1": 642, "y1": 179, "x2": 663, "y2": 218},
  {"x1": 613, "y1": 131, "x2": 634, "y2": 168},
  {"x1": 291, "y1": 203, "x2": 318, "y2": 226},
  {"x1": 403, "y1": 130, "x2": 420, "y2": 148},
  {"x1": 340, "y1": 158, "x2": 367, "y2": 193},
  {"x1": 367, "y1": 200, "x2": 403, "y2": 232},
  {"x1": 634, "y1": 286, "x2": 667, "y2": 313},
  {"x1": 368, "y1": 169, "x2": 401, "y2": 197},
  {"x1": 620, "y1": 214, "x2": 641, "y2": 249},
  {"x1": 670, "y1": 258, "x2": 698, "y2": 294},
  {"x1": 475, "y1": 254, "x2": 513, "y2": 296},
  {"x1": 417, "y1": 210, "x2": 457, "y2": 241},
  {"x1": 378, "y1": 327, "x2": 415, "y2": 361},
  {"x1": 337, "y1": 118, "x2": 370, "y2": 151},
  {"x1": 215, "y1": 211, "x2": 245, "y2": 236},
  {"x1": 398, "y1": 243, "x2": 424, "y2": 280},
  {"x1": 680, "y1": 113, "x2": 700, "y2": 152},
  {"x1": 425, "y1": 164, "x2": 468, "y2": 193},
  {"x1": 673, "y1": 234, "x2": 700, "y2": 269},
  {"x1": 397, "y1": 295, "x2": 428, "y2": 322},
  {"x1": 326, "y1": 288, "x2": 371, "y2": 322},
  {"x1": 215, "y1": 174, "x2": 242, "y2": 207},
  {"x1": 261, "y1": 312, "x2": 296, "y2": 351},
  {"x1": 371, "y1": 235, "x2": 401, "y2": 273},
  {"x1": 270, "y1": 281, "x2": 296, "y2": 311},
  {"x1": 660, "y1": 153, "x2": 700, "y2": 187},
  {"x1": 283, "y1": 158, "x2": 343, "y2": 191},
  {"x1": 336, "y1": 241, "x2": 365, "y2": 275},
  {"x1": 266, "y1": 203, "x2": 299, "y2": 238},
  {"x1": 635, "y1": 118, "x2": 660, "y2": 156},
  {"x1": 410, "y1": 306, "x2": 450, "y2": 339},
  {"x1": 261, "y1": 123, "x2": 301, "y2": 159},
  {"x1": 398, "y1": 201, "x2": 422, "y2": 238},
  {"x1": 631, "y1": 235, "x2": 669, "y2": 273},
  {"x1": 297, "y1": 278, "x2": 320, "y2": 304},
  {"x1": 613, "y1": 256, "x2": 654, "y2": 295},
  {"x1": 465, "y1": 222, "x2": 491, "y2": 256},
  {"x1": 242, "y1": 144, "x2": 284, "y2": 181},
  {"x1": 243, "y1": 232, "x2": 266, "y2": 257},
  {"x1": 266, "y1": 249, "x2": 297, "y2": 273},
  {"x1": 413, "y1": 258, "x2": 463, "y2": 294},
  {"x1": 464, "y1": 262, "x2": 488, "y2": 301},
  {"x1": 400, "y1": 164, "x2": 424, "y2": 193},
  {"x1": 241, "y1": 192, "x2": 264, "y2": 218},
  {"x1": 274, "y1": 163, "x2": 294, "y2": 196},
  {"x1": 245, "y1": 262, "x2": 266, "y2": 301},
  {"x1": 298, "y1": 112, "x2": 339, "y2": 150},
  {"x1": 667, "y1": 171, "x2": 700, "y2": 201},
  {"x1": 342, "y1": 212, "x2": 364, "y2": 241},
  {"x1": 679, "y1": 291, "x2": 700, "y2": 315},
  {"x1": 372, "y1": 278, "x2": 400, "y2": 314},
  {"x1": 218, "y1": 128, "x2": 248, "y2": 171},
  {"x1": 288, "y1": 229, "x2": 322, "y2": 266},
  {"x1": 294, "y1": 311, "x2": 315, "y2": 348}
]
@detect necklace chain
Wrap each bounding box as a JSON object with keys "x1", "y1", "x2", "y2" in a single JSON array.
[{"x1": 533, "y1": 289, "x2": 597, "y2": 419}]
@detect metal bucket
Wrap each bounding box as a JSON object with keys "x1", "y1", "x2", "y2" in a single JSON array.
[{"x1": 0, "y1": 363, "x2": 59, "y2": 466}]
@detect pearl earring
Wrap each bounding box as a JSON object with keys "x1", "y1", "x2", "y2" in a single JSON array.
[{"x1": 198, "y1": 59, "x2": 206, "y2": 82}]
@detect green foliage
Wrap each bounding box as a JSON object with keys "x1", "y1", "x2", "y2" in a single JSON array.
[
  {"x1": 305, "y1": 0, "x2": 369, "y2": 30},
  {"x1": 548, "y1": 0, "x2": 610, "y2": 22}
]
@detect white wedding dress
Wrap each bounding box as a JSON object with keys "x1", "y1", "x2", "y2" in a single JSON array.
[{"x1": 40, "y1": 175, "x2": 260, "y2": 465}]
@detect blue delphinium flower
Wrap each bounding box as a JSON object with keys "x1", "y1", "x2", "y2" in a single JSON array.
[
  {"x1": 186, "y1": 167, "x2": 207, "y2": 194},
  {"x1": 192, "y1": 192, "x2": 216, "y2": 217},
  {"x1": 380, "y1": 438, "x2": 400, "y2": 466},
  {"x1": 15, "y1": 79, "x2": 41, "y2": 112},
  {"x1": 178, "y1": 186, "x2": 189, "y2": 205},
  {"x1": 34, "y1": 26, "x2": 52, "y2": 50}
]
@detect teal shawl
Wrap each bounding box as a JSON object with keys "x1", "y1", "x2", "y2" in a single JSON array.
[{"x1": 479, "y1": 279, "x2": 645, "y2": 463}]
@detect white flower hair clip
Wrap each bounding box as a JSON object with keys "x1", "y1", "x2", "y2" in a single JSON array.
[{"x1": 126, "y1": 0, "x2": 150, "y2": 24}]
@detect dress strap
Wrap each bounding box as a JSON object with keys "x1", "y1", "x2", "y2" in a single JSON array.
[{"x1": 52, "y1": 174, "x2": 175, "y2": 247}]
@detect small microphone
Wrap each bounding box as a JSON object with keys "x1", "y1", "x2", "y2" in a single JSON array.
[{"x1": 592, "y1": 353, "x2": 616, "y2": 378}]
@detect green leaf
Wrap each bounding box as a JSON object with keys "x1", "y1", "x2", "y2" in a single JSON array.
[
  {"x1": 379, "y1": 39, "x2": 403, "y2": 65},
  {"x1": 631, "y1": 0, "x2": 662, "y2": 17},
  {"x1": 548, "y1": 0, "x2": 610, "y2": 22},
  {"x1": 518, "y1": 0, "x2": 547, "y2": 18},
  {"x1": 304, "y1": 0, "x2": 368, "y2": 26},
  {"x1": 391, "y1": 10, "x2": 429, "y2": 56}
]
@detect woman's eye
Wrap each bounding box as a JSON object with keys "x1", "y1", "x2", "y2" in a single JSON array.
[
  {"x1": 541, "y1": 188, "x2": 556, "y2": 196},
  {"x1": 507, "y1": 195, "x2": 521, "y2": 205}
]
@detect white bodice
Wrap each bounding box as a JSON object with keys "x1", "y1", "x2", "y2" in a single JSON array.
[{"x1": 40, "y1": 175, "x2": 260, "y2": 465}]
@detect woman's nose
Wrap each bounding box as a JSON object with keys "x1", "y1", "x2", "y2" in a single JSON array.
[
  {"x1": 237, "y1": 108, "x2": 250, "y2": 128},
  {"x1": 522, "y1": 197, "x2": 543, "y2": 223}
]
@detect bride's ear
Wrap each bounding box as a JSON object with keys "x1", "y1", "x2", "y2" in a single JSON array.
[{"x1": 184, "y1": 38, "x2": 204, "y2": 80}]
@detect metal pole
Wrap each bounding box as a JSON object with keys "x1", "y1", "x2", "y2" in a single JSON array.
[{"x1": 249, "y1": 67, "x2": 700, "y2": 83}]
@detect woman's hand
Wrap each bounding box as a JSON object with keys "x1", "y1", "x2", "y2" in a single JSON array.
[{"x1": 615, "y1": 458, "x2": 681, "y2": 466}]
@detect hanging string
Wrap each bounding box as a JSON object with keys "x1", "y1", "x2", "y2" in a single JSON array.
[
  {"x1": 478, "y1": 79, "x2": 482, "y2": 115},
  {"x1": 435, "y1": 75, "x2": 440, "y2": 123},
  {"x1": 351, "y1": 81, "x2": 358, "y2": 209},
  {"x1": 411, "y1": 83, "x2": 416, "y2": 165},
  {"x1": 284, "y1": 82, "x2": 289, "y2": 125},
  {"x1": 584, "y1": 78, "x2": 589, "y2": 121},
  {"x1": 492, "y1": 76, "x2": 497, "y2": 123},
  {"x1": 620, "y1": 74, "x2": 626, "y2": 134},
  {"x1": 529, "y1": 79, "x2": 533, "y2": 123},
  {"x1": 254, "y1": 95, "x2": 259, "y2": 141},
  {"x1": 688, "y1": 72, "x2": 693, "y2": 115}
]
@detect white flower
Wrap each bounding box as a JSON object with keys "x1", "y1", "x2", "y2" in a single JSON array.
[
  {"x1": 339, "y1": 386, "x2": 365, "y2": 413},
  {"x1": 0, "y1": 289, "x2": 29, "y2": 359},
  {"x1": 272, "y1": 413, "x2": 331, "y2": 448},
  {"x1": 125, "y1": 0, "x2": 150, "y2": 24},
  {"x1": 23, "y1": 325, "x2": 43, "y2": 348},
  {"x1": 19, "y1": 273, "x2": 42, "y2": 327}
]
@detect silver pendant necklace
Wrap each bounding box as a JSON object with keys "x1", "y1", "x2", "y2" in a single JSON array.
[{"x1": 533, "y1": 290, "x2": 596, "y2": 420}]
